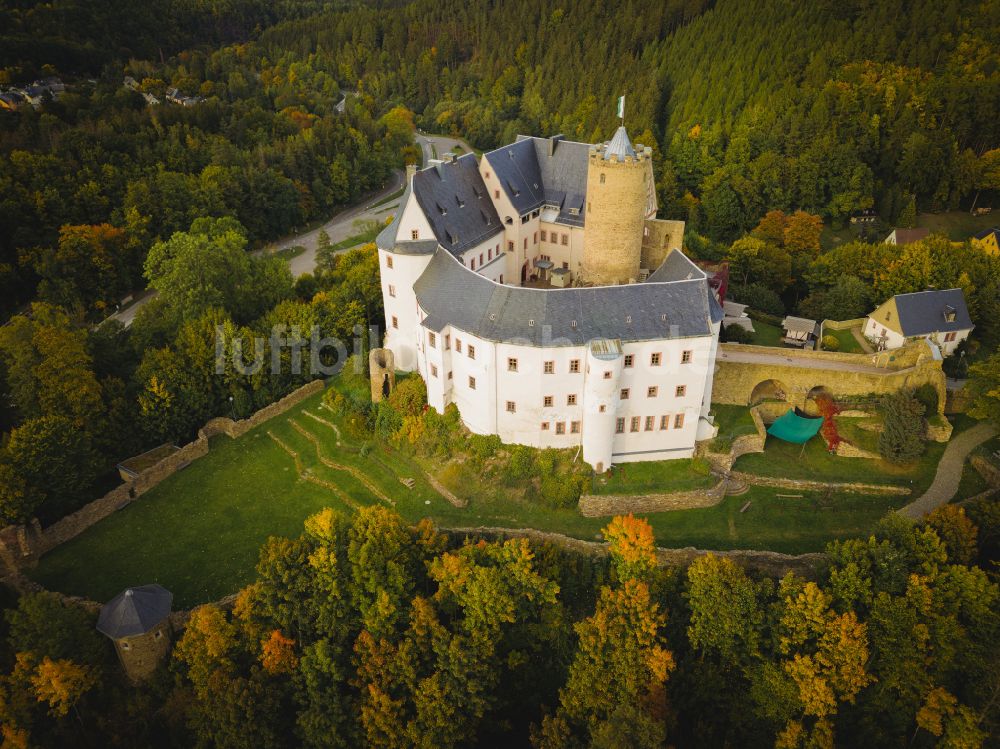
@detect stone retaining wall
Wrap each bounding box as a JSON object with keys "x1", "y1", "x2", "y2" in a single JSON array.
[
  {"x1": 699, "y1": 406, "x2": 767, "y2": 473},
  {"x1": 0, "y1": 379, "x2": 326, "y2": 573},
  {"x1": 834, "y1": 441, "x2": 881, "y2": 459},
  {"x1": 578, "y1": 479, "x2": 727, "y2": 517},
  {"x1": 443, "y1": 526, "x2": 826, "y2": 579},
  {"x1": 730, "y1": 472, "x2": 909, "y2": 496}
]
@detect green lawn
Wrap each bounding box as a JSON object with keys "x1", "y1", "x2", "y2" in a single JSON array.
[
  {"x1": 590, "y1": 459, "x2": 715, "y2": 495},
  {"x1": 750, "y1": 320, "x2": 785, "y2": 347},
  {"x1": 915, "y1": 210, "x2": 998, "y2": 241},
  {"x1": 29, "y1": 389, "x2": 970, "y2": 608},
  {"x1": 823, "y1": 327, "x2": 864, "y2": 353},
  {"x1": 709, "y1": 404, "x2": 760, "y2": 451}
]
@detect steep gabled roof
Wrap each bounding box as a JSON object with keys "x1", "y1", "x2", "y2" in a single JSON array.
[
  {"x1": 410, "y1": 154, "x2": 502, "y2": 256},
  {"x1": 413, "y1": 250, "x2": 718, "y2": 346},
  {"x1": 891, "y1": 288, "x2": 973, "y2": 337},
  {"x1": 97, "y1": 585, "x2": 172, "y2": 639},
  {"x1": 973, "y1": 227, "x2": 999, "y2": 241}
]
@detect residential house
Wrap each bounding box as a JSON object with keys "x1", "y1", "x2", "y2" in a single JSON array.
[
  {"x1": 884, "y1": 227, "x2": 930, "y2": 245},
  {"x1": 863, "y1": 288, "x2": 973, "y2": 356},
  {"x1": 972, "y1": 227, "x2": 1000, "y2": 256}
]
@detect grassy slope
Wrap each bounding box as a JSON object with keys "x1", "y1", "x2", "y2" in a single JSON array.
[{"x1": 30, "y1": 391, "x2": 969, "y2": 607}]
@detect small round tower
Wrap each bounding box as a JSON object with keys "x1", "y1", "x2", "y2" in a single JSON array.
[
  {"x1": 582, "y1": 338, "x2": 625, "y2": 473},
  {"x1": 97, "y1": 584, "x2": 172, "y2": 683},
  {"x1": 369, "y1": 348, "x2": 396, "y2": 403},
  {"x1": 580, "y1": 127, "x2": 655, "y2": 286}
]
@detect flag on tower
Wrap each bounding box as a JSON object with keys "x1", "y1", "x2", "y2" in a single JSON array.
[{"x1": 617, "y1": 95, "x2": 625, "y2": 120}]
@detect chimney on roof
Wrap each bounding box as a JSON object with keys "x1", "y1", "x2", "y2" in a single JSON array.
[
  {"x1": 444, "y1": 151, "x2": 458, "y2": 163},
  {"x1": 548, "y1": 134, "x2": 564, "y2": 157}
]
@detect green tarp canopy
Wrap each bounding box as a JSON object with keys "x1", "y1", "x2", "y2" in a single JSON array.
[{"x1": 766, "y1": 409, "x2": 824, "y2": 444}]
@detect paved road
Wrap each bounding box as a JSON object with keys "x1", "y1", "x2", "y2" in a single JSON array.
[
  {"x1": 416, "y1": 131, "x2": 474, "y2": 164},
  {"x1": 717, "y1": 348, "x2": 896, "y2": 375},
  {"x1": 898, "y1": 421, "x2": 998, "y2": 518}
]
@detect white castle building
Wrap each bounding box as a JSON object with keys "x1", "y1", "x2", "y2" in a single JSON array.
[{"x1": 376, "y1": 127, "x2": 723, "y2": 471}]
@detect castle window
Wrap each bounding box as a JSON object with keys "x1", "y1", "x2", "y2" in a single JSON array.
[
  {"x1": 647, "y1": 386, "x2": 658, "y2": 398},
  {"x1": 567, "y1": 394, "x2": 577, "y2": 405},
  {"x1": 620, "y1": 388, "x2": 630, "y2": 400},
  {"x1": 386, "y1": 256, "x2": 393, "y2": 269},
  {"x1": 506, "y1": 401, "x2": 516, "y2": 413},
  {"x1": 521, "y1": 215, "x2": 528, "y2": 224},
  {"x1": 448, "y1": 371, "x2": 453, "y2": 380},
  {"x1": 428, "y1": 332, "x2": 436, "y2": 348},
  {"x1": 488, "y1": 248, "x2": 492, "y2": 260},
  {"x1": 603, "y1": 371, "x2": 612, "y2": 380},
  {"x1": 945, "y1": 332, "x2": 957, "y2": 342},
  {"x1": 411, "y1": 229, "x2": 419, "y2": 240},
  {"x1": 569, "y1": 360, "x2": 580, "y2": 373},
  {"x1": 544, "y1": 396, "x2": 553, "y2": 407},
  {"x1": 471, "y1": 258, "x2": 476, "y2": 270},
  {"x1": 431, "y1": 364, "x2": 438, "y2": 378},
  {"x1": 543, "y1": 361, "x2": 554, "y2": 374},
  {"x1": 555, "y1": 422, "x2": 566, "y2": 435},
  {"x1": 660, "y1": 415, "x2": 669, "y2": 430},
  {"x1": 468, "y1": 345, "x2": 476, "y2": 360},
  {"x1": 508, "y1": 357, "x2": 518, "y2": 372},
  {"x1": 645, "y1": 416, "x2": 655, "y2": 431},
  {"x1": 571, "y1": 421, "x2": 581, "y2": 434},
  {"x1": 600, "y1": 173, "x2": 606, "y2": 184},
  {"x1": 495, "y1": 190, "x2": 500, "y2": 199},
  {"x1": 599, "y1": 404, "x2": 607, "y2": 413},
  {"x1": 533, "y1": 232, "x2": 538, "y2": 244},
  {"x1": 615, "y1": 417, "x2": 625, "y2": 433},
  {"x1": 486, "y1": 171, "x2": 491, "y2": 179},
  {"x1": 674, "y1": 413, "x2": 685, "y2": 429},
  {"x1": 561, "y1": 234, "x2": 568, "y2": 246},
  {"x1": 500, "y1": 274, "x2": 504, "y2": 283},
  {"x1": 650, "y1": 352, "x2": 661, "y2": 366},
  {"x1": 392, "y1": 316, "x2": 398, "y2": 329},
  {"x1": 508, "y1": 241, "x2": 514, "y2": 252},
  {"x1": 455, "y1": 339, "x2": 462, "y2": 353},
  {"x1": 480, "y1": 253, "x2": 484, "y2": 266},
  {"x1": 469, "y1": 376, "x2": 476, "y2": 390},
  {"x1": 541, "y1": 421, "x2": 549, "y2": 430},
  {"x1": 445, "y1": 335, "x2": 450, "y2": 350},
  {"x1": 523, "y1": 238, "x2": 528, "y2": 250},
  {"x1": 541, "y1": 230, "x2": 547, "y2": 241},
  {"x1": 676, "y1": 385, "x2": 687, "y2": 397},
  {"x1": 681, "y1": 350, "x2": 692, "y2": 364},
  {"x1": 630, "y1": 416, "x2": 640, "y2": 432},
  {"x1": 388, "y1": 284, "x2": 396, "y2": 297},
  {"x1": 624, "y1": 354, "x2": 634, "y2": 368}
]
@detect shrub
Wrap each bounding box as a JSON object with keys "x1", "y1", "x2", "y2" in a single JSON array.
[
  {"x1": 722, "y1": 324, "x2": 753, "y2": 344},
  {"x1": 540, "y1": 474, "x2": 585, "y2": 509},
  {"x1": 506, "y1": 445, "x2": 537, "y2": 483},
  {"x1": 914, "y1": 383, "x2": 939, "y2": 416},
  {"x1": 878, "y1": 390, "x2": 926, "y2": 462},
  {"x1": 468, "y1": 434, "x2": 502, "y2": 461},
  {"x1": 374, "y1": 402, "x2": 402, "y2": 440},
  {"x1": 821, "y1": 334, "x2": 840, "y2": 351},
  {"x1": 387, "y1": 376, "x2": 426, "y2": 418}
]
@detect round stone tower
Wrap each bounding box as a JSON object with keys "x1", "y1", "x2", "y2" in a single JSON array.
[
  {"x1": 96, "y1": 584, "x2": 173, "y2": 683},
  {"x1": 580, "y1": 127, "x2": 655, "y2": 286}
]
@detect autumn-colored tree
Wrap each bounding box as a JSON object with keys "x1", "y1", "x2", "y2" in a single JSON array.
[
  {"x1": 29, "y1": 657, "x2": 96, "y2": 718},
  {"x1": 924, "y1": 506, "x2": 978, "y2": 566},
  {"x1": 685, "y1": 554, "x2": 763, "y2": 665},
  {"x1": 603, "y1": 514, "x2": 656, "y2": 581},
  {"x1": 751, "y1": 209, "x2": 788, "y2": 246},
  {"x1": 783, "y1": 210, "x2": 823, "y2": 256},
  {"x1": 260, "y1": 630, "x2": 298, "y2": 675}
]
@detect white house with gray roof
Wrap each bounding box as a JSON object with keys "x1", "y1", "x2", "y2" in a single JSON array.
[
  {"x1": 377, "y1": 129, "x2": 721, "y2": 470},
  {"x1": 864, "y1": 289, "x2": 973, "y2": 355}
]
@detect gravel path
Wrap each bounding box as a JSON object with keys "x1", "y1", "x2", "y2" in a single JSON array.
[{"x1": 898, "y1": 421, "x2": 998, "y2": 518}]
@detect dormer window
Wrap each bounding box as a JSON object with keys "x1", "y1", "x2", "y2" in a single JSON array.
[
  {"x1": 455, "y1": 195, "x2": 465, "y2": 208},
  {"x1": 568, "y1": 208, "x2": 579, "y2": 215},
  {"x1": 944, "y1": 305, "x2": 956, "y2": 323}
]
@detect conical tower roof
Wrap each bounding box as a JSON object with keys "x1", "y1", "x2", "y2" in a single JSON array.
[
  {"x1": 97, "y1": 584, "x2": 172, "y2": 639},
  {"x1": 604, "y1": 126, "x2": 636, "y2": 161}
]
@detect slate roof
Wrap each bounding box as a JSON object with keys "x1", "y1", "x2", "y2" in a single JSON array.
[
  {"x1": 413, "y1": 250, "x2": 719, "y2": 346},
  {"x1": 485, "y1": 135, "x2": 590, "y2": 227},
  {"x1": 645, "y1": 250, "x2": 706, "y2": 283},
  {"x1": 973, "y1": 227, "x2": 999, "y2": 241},
  {"x1": 97, "y1": 585, "x2": 172, "y2": 639},
  {"x1": 411, "y1": 154, "x2": 502, "y2": 256},
  {"x1": 890, "y1": 289, "x2": 974, "y2": 337},
  {"x1": 604, "y1": 126, "x2": 637, "y2": 161},
  {"x1": 375, "y1": 175, "x2": 440, "y2": 256}
]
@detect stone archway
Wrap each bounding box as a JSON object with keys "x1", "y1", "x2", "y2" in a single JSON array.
[
  {"x1": 749, "y1": 379, "x2": 788, "y2": 406},
  {"x1": 803, "y1": 385, "x2": 833, "y2": 417}
]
